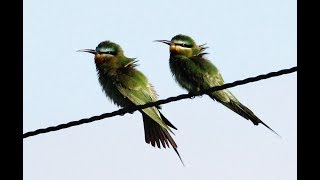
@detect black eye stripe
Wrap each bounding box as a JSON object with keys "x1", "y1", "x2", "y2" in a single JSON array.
[
  {"x1": 99, "y1": 51, "x2": 116, "y2": 55},
  {"x1": 176, "y1": 43, "x2": 193, "y2": 48},
  {"x1": 99, "y1": 51, "x2": 110, "y2": 54}
]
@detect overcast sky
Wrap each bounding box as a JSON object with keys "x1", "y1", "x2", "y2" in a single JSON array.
[{"x1": 24, "y1": 0, "x2": 296, "y2": 179}]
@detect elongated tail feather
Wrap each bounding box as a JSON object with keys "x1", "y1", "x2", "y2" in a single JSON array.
[
  {"x1": 209, "y1": 95, "x2": 280, "y2": 137},
  {"x1": 162, "y1": 129, "x2": 185, "y2": 166},
  {"x1": 142, "y1": 113, "x2": 185, "y2": 165},
  {"x1": 160, "y1": 112, "x2": 178, "y2": 130}
]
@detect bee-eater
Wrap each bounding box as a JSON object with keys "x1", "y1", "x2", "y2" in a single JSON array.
[
  {"x1": 155, "y1": 34, "x2": 279, "y2": 136},
  {"x1": 78, "y1": 40, "x2": 183, "y2": 164}
]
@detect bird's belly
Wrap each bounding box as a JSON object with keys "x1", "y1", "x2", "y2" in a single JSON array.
[
  {"x1": 175, "y1": 73, "x2": 202, "y2": 92},
  {"x1": 99, "y1": 77, "x2": 131, "y2": 108}
]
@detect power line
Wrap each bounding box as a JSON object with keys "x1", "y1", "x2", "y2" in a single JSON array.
[{"x1": 23, "y1": 66, "x2": 297, "y2": 139}]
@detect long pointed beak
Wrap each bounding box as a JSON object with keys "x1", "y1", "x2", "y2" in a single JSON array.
[
  {"x1": 77, "y1": 49, "x2": 96, "y2": 54},
  {"x1": 153, "y1": 40, "x2": 174, "y2": 45}
]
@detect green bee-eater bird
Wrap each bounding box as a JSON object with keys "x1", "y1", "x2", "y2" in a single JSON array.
[
  {"x1": 78, "y1": 40, "x2": 183, "y2": 164},
  {"x1": 155, "y1": 34, "x2": 279, "y2": 136}
]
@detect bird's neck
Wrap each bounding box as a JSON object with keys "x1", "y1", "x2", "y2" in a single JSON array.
[
  {"x1": 170, "y1": 53, "x2": 191, "y2": 60},
  {"x1": 95, "y1": 57, "x2": 134, "y2": 77}
]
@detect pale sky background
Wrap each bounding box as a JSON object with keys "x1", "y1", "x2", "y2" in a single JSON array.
[{"x1": 23, "y1": 0, "x2": 297, "y2": 180}]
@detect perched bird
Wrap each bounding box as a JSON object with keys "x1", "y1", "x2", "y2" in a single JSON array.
[
  {"x1": 78, "y1": 41, "x2": 183, "y2": 164},
  {"x1": 155, "y1": 34, "x2": 279, "y2": 136}
]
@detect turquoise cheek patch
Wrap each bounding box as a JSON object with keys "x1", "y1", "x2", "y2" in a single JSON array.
[{"x1": 96, "y1": 47, "x2": 115, "y2": 53}]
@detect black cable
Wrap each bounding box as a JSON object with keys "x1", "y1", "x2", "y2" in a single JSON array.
[{"x1": 23, "y1": 66, "x2": 297, "y2": 139}]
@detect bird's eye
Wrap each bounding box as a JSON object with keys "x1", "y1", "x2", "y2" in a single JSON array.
[{"x1": 178, "y1": 43, "x2": 192, "y2": 48}]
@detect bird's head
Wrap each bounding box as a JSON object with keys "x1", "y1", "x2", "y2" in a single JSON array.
[
  {"x1": 155, "y1": 34, "x2": 207, "y2": 58},
  {"x1": 78, "y1": 41, "x2": 124, "y2": 64}
]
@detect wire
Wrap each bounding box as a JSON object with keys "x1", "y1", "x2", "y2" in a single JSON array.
[{"x1": 23, "y1": 66, "x2": 297, "y2": 139}]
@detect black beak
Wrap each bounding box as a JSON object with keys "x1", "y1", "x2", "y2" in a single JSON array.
[
  {"x1": 77, "y1": 49, "x2": 96, "y2": 54},
  {"x1": 153, "y1": 40, "x2": 174, "y2": 45}
]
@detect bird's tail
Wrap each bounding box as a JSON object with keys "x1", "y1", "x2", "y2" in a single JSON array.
[
  {"x1": 209, "y1": 95, "x2": 280, "y2": 137},
  {"x1": 142, "y1": 113, "x2": 184, "y2": 165}
]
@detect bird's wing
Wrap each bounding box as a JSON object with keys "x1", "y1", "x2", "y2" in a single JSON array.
[
  {"x1": 204, "y1": 71, "x2": 237, "y2": 103},
  {"x1": 115, "y1": 71, "x2": 170, "y2": 131},
  {"x1": 189, "y1": 56, "x2": 234, "y2": 102}
]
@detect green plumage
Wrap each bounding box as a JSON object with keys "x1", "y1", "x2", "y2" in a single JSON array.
[
  {"x1": 156, "y1": 34, "x2": 279, "y2": 136},
  {"x1": 78, "y1": 41, "x2": 183, "y2": 164}
]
